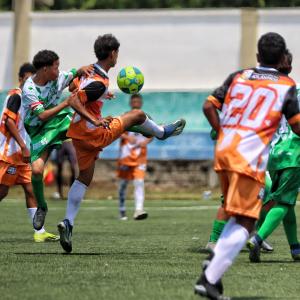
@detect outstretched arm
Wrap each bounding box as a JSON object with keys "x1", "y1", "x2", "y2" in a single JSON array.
[
  {"x1": 68, "y1": 92, "x2": 111, "y2": 128},
  {"x1": 38, "y1": 99, "x2": 69, "y2": 122}
]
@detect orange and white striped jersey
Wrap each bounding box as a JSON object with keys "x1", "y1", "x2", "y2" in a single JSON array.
[
  {"x1": 208, "y1": 67, "x2": 300, "y2": 183},
  {"x1": 0, "y1": 88, "x2": 28, "y2": 165},
  {"x1": 118, "y1": 132, "x2": 148, "y2": 166},
  {"x1": 67, "y1": 64, "x2": 109, "y2": 142}
]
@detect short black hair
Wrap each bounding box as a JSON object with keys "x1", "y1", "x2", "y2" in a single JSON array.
[
  {"x1": 18, "y1": 63, "x2": 36, "y2": 78},
  {"x1": 278, "y1": 49, "x2": 293, "y2": 75},
  {"x1": 258, "y1": 32, "x2": 286, "y2": 66},
  {"x1": 32, "y1": 50, "x2": 59, "y2": 70},
  {"x1": 130, "y1": 93, "x2": 142, "y2": 101},
  {"x1": 94, "y1": 34, "x2": 120, "y2": 60}
]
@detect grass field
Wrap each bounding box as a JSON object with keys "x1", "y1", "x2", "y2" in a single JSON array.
[{"x1": 1, "y1": 197, "x2": 300, "y2": 300}]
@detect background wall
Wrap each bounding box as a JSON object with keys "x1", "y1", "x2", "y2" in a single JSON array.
[{"x1": 1, "y1": 9, "x2": 300, "y2": 91}]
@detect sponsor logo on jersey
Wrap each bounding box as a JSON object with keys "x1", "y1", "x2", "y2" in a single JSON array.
[{"x1": 6, "y1": 166, "x2": 17, "y2": 175}]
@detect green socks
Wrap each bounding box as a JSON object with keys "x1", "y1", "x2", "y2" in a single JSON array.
[
  {"x1": 257, "y1": 204, "x2": 288, "y2": 241},
  {"x1": 256, "y1": 205, "x2": 269, "y2": 231},
  {"x1": 31, "y1": 174, "x2": 47, "y2": 210},
  {"x1": 283, "y1": 206, "x2": 299, "y2": 246},
  {"x1": 209, "y1": 220, "x2": 227, "y2": 243}
]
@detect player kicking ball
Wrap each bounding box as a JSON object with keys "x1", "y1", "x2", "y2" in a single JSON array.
[
  {"x1": 194, "y1": 32, "x2": 300, "y2": 299},
  {"x1": 117, "y1": 94, "x2": 153, "y2": 221},
  {"x1": 22, "y1": 50, "x2": 93, "y2": 231},
  {"x1": 0, "y1": 63, "x2": 58, "y2": 242},
  {"x1": 247, "y1": 49, "x2": 300, "y2": 263},
  {"x1": 57, "y1": 34, "x2": 186, "y2": 253}
]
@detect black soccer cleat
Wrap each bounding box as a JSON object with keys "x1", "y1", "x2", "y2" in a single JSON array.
[
  {"x1": 247, "y1": 236, "x2": 261, "y2": 263},
  {"x1": 33, "y1": 207, "x2": 48, "y2": 230},
  {"x1": 57, "y1": 219, "x2": 73, "y2": 253},
  {"x1": 194, "y1": 273, "x2": 230, "y2": 300}
]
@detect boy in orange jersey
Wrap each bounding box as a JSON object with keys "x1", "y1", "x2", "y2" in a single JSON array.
[
  {"x1": 57, "y1": 34, "x2": 185, "y2": 253},
  {"x1": 117, "y1": 94, "x2": 152, "y2": 221},
  {"x1": 0, "y1": 63, "x2": 58, "y2": 242},
  {"x1": 194, "y1": 32, "x2": 300, "y2": 299}
]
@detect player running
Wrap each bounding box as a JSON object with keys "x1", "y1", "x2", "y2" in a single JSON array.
[
  {"x1": 22, "y1": 50, "x2": 93, "y2": 230},
  {"x1": 247, "y1": 49, "x2": 300, "y2": 263},
  {"x1": 0, "y1": 63, "x2": 58, "y2": 242},
  {"x1": 57, "y1": 34, "x2": 186, "y2": 253},
  {"x1": 117, "y1": 94, "x2": 152, "y2": 220},
  {"x1": 194, "y1": 32, "x2": 300, "y2": 299}
]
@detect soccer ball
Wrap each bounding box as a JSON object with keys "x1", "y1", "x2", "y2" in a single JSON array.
[{"x1": 117, "y1": 66, "x2": 144, "y2": 94}]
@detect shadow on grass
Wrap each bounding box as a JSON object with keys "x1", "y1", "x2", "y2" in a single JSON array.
[
  {"x1": 232, "y1": 297, "x2": 271, "y2": 300},
  {"x1": 14, "y1": 251, "x2": 158, "y2": 256},
  {"x1": 187, "y1": 247, "x2": 210, "y2": 254}
]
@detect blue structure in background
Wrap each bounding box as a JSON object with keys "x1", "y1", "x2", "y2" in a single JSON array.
[{"x1": 0, "y1": 90, "x2": 214, "y2": 160}]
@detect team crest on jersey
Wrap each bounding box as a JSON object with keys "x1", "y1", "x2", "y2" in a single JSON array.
[{"x1": 6, "y1": 166, "x2": 17, "y2": 175}]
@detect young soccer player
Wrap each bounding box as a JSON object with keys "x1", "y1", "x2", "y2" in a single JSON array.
[
  {"x1": 0, "y1": 63, "x2": 58, "y2": 242},
  {"x1": 194, "y1": 32, "x2": 300, "y2": 299},
  {"x1": 57, "y1": 34, "x2": 186, "y2": 253},
  {"x1": 247, "y1": 50, "x2": 300, "y2": 262},
  {"x1": 22, "y1": 50, "x2": 93, "y2": 230},
  {"x1": 117, "y1": 94, "x2": 152, "y2": 220}
]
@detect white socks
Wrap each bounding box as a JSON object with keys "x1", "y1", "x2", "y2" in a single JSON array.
[
  {"x1": 133, "y1": 179, "x2": 145, "y2": 211},
  {"x1": 205, "y1": 217, "x2": 249, "y2": 284},
  {"x1": 65, "y1": 179, "x2": 87, "y2": 226},
  {"x1": 27, "y1": 208, "x2": 45, "y2": 233},
  {"x1": 139, "y1": 116, "x2": 164, "y2": 138}
]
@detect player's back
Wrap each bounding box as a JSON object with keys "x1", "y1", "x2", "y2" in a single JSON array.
[
  {"x1": 0, "y1": 88, "x2": 28, "y2": 165},
  {"x1": 214, "y1": 67, "x2": 298, "y2": 182}
]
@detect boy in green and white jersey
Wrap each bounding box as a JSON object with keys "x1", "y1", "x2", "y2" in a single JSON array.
[
  {"x1": 248, "y1": 50, "x2": 300, "y2": 262},
  {"x1": 22, "y1": 50, "x2": 92, "y2": 230}
]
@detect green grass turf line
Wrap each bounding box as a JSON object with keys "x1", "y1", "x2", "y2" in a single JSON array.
[{"x1": 0, "y1": 200, "x2": 300, "y2": 299}]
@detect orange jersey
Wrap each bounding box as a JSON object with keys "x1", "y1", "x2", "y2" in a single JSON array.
[
  {"x1": 208, "y1": 67, "x2": 300, "y2": 183},
  {"x1": 67, "y1": 64, "x2": 110, "y2": 142},
  {"x1": 118, "y1": 132, "x2": 148, "y2": 167},
  {"x1": 0, "y1": 88, "x2": 28, "y2": 165}
]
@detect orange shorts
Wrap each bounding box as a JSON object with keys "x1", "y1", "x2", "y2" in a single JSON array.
[
  {"x1": 73, "y1": 117, "x2": 124, "y2": 171},
  {"x1": 0, "y1": 161, "x2": 31, "y2": 186},
  {"x1": 218, "y1": 171, "x2": 263, "y2": 219},
  {"x1": 117, "y1": 164, "x2": 146, "y2": 180}
]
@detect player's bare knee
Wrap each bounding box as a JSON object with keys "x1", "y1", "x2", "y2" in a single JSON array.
[
  {"x1": 236, "y1": 216, "x2": 256, "y2": 233},
  {"x1": 132, "y1": 109, "x2": 146, "y2": 124}
]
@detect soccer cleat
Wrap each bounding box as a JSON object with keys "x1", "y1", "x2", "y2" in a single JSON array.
[
  {"x1": 194, "y1": 273, "x2": 230, "y2": 300},
  {"x1": 57, "y1": 219, "x2": 73, "y2": 253},
  {"x1": 247, "y1": 236, "x2": 261, "y2": 263},
  {"x1": 291, "y1": 247, "x2": 300, "y2": 261},
  {"x1": 205, "y1": 241, "x2": 216, "y2": 252},
  {"x1": 33, "y1": 207, "x2": 47, "y2": 230},
  {"x1": 261, "y1": 240, "x2": 274, "y2": 252},
  {"x1": 134, "y1": 210, "x2": 148, "y2": 220},
  {"x1": 158, "y1": 119, "x2": 186, "y2": 140},
  {"x1": 34, "y1": 231, "x2": 59, "y2": 243},
  {"x1": 120, "y1": 216, "x2": 128, "y2": 221}
]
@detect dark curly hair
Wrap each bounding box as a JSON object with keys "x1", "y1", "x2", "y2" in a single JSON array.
[
  {"x1": 32, "y1": 50, "x2": 59, "y2": 70},
  {"x1": 94, "y1": 34, "x2": 120, "y2": 60},
  {"x1": 258, "y1": 32, "x2": 286, "y2": 66},
  {"x1": 18, "y1": 63, "x2": 36, "y2": 78}
]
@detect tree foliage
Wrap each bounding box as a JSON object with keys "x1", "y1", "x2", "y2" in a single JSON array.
[{"x1": 2, "y1": 0, "x2": 300, "y2": 11}]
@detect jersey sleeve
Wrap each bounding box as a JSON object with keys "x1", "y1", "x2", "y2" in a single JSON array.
[
  {"x1": 58, "y1": 69, "x2": 77, "y2": 90},
  {"x1": 282, "y1": 85, "x2": 300, "y2": 126},
  {"x1": 207, "y1": 71, "x2": 241, "y2": 109},
  {"x1": 22, "y1": 86, "x2": 45, "y2": 117},
  {"x1": 5, "y1": 94, "x2": 21, "y2": 121},
  {"x1": 77, "y1": 81, "x2": 106, "y2": 104}
]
